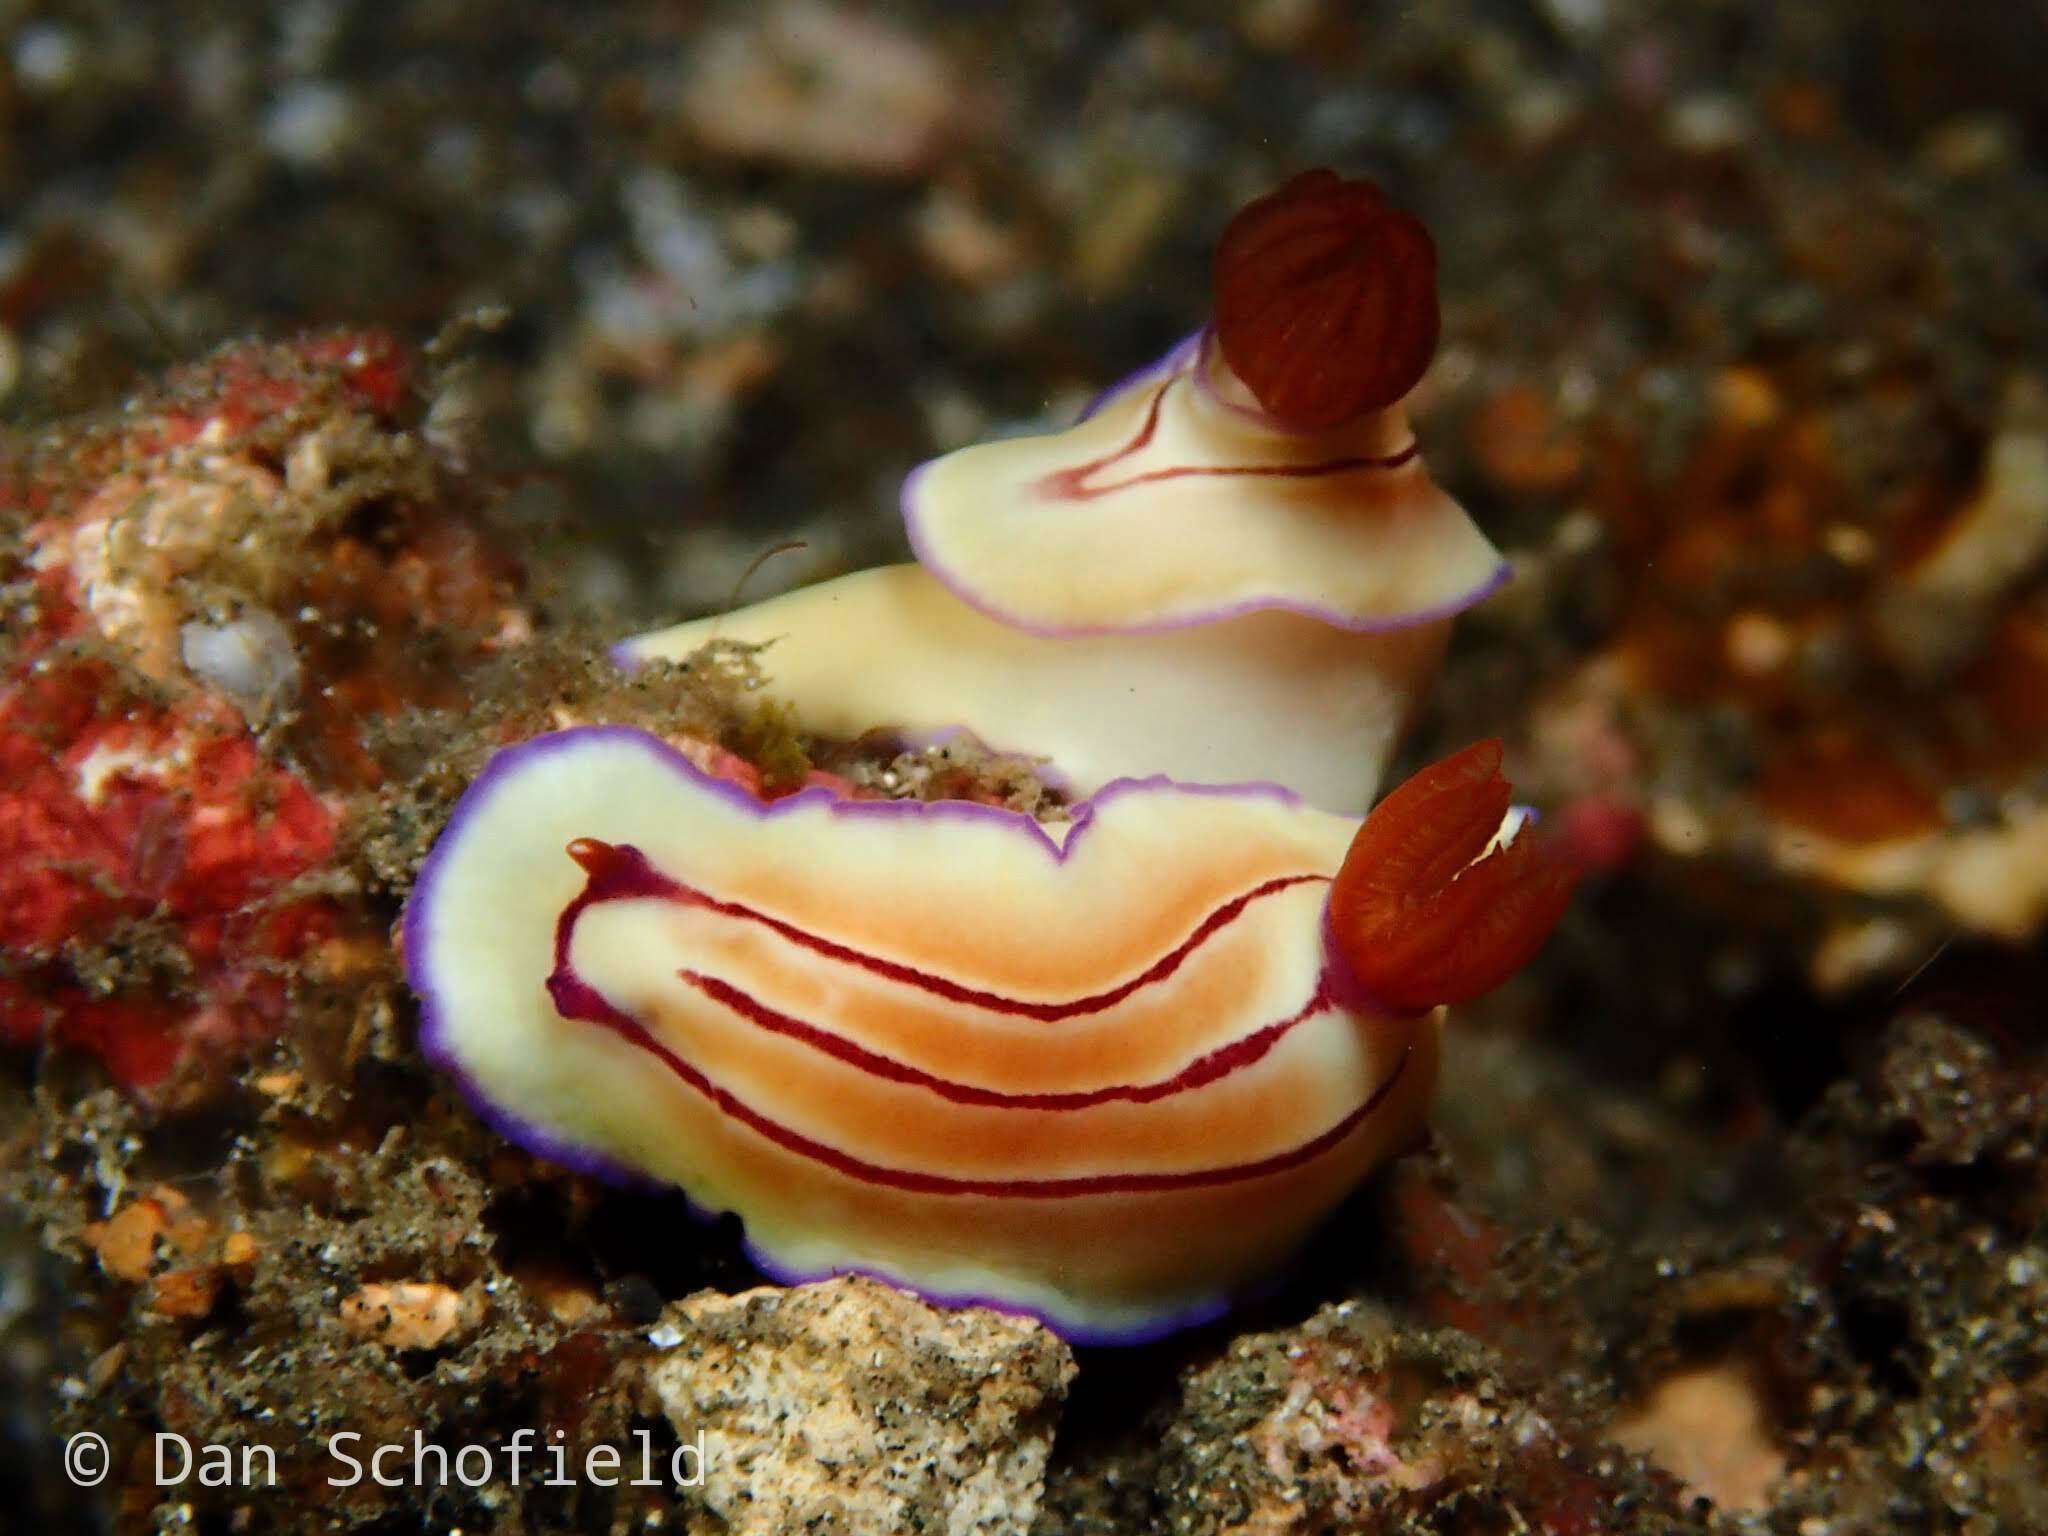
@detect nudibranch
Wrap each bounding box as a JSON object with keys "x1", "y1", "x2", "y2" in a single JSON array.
[
  {"x1": 619, "y1": 169, "x2": 1507, "y2": 815},
  {"x1": 408, "y1": 172, "x2": 1575, "y2": 1342},
  {"x1": 407, "y1": 732, "x2": 1572, "y2": 1341}
]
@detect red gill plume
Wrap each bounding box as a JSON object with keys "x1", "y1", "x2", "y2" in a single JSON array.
[
  {"x1": 1327, "y1": 740, "x2": 1578, "y2": 1015},
  {"x1": 1212, "y1": 168, "x2": 1440, "y2": 432}
]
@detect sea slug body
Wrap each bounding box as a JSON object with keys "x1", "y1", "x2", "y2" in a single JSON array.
[
  {"x1": 406, "y1": 172, "x2": 1576, "y2": 1340},
  {"x1": 411, "y1": 729, "x2": 1425, "y2": 1343},
  {"x1": 618, "y1": 172, "x2": 1505, "y2": 817},
  {"x1": 406, "y1": 731, "x2": 1570, "y2": 1340}
]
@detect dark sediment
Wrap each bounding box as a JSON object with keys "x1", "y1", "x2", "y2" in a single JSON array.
[{"x1": 5, "y1": 3, "x2": 2048, "y2": 1531}]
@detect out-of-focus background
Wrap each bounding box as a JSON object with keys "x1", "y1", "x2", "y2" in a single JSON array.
[
  {"x1": 6, "y1": 3, "x2": 2048, "y2": 1532},
  {"x1": 6, "y1": 1, "x2": 2038, "y2": 619}
]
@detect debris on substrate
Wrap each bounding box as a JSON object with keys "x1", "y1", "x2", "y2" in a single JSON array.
[
  {"x1": 6, "y1": 4, "x2": 2048, "y2": 1531},
  {"x1": 4, "y1": 330, "x2": 2046, "y2": 1535}
]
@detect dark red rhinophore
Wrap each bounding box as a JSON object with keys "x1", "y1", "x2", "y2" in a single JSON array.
[
  {"x1": 1212, "y1": 169, "x2": 1440, "y2": 432},
  {"x1": 1328, "y1": 740, "x2": 1577, "y2": 1014}
]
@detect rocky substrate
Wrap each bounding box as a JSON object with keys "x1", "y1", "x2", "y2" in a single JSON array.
[{"x1": 7, "y1": 3, "x2": 2048, "y2": 1531}]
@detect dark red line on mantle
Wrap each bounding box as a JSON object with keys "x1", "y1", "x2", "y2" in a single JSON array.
[
  {"x1": 676, "y1": 968, "x2": 1330, "y2": 1109},
  {"x1": 547, "y1": 947, "x2": 1411, "y2": 1196},
  {"x1": 538, "y1": 839, "x2": 1414, "y2": 1196},
  {"x1": 1035, "y1": 375, "x2": 1419, "y2": 503},
  {"x1": 557, "y1": 839, "x2": 1322, "y2": 1021}
]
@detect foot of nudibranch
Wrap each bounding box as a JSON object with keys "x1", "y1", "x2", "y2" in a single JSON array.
[{"x1": 1326, "y1": 740, "x2": 1578, "y2": 1014}]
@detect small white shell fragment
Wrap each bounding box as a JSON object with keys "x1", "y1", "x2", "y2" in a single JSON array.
[{"x1": 179, "y1": 609, "x2": 301, "y2": 717}]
